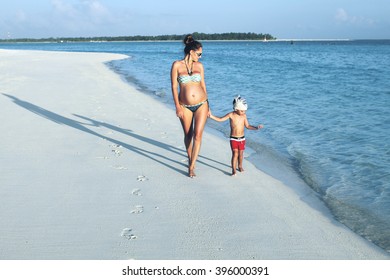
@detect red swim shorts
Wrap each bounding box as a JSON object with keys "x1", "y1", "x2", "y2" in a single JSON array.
[{"x1": 230, "y1": 138, "x2": 246, "y2": 151}]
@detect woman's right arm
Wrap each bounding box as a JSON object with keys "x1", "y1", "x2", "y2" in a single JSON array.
[{"x1": 170, "y1": 61, "x2": 183, "y2": 118}]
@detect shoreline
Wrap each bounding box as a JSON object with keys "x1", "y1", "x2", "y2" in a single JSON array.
[
  {"x1": 4, "y1": 39, "x2": 390, "y2": 45},
  {"x1": 0, "y1": 49, "x2": 388, "y2": 260}
]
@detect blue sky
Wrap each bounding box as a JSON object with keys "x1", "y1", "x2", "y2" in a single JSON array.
[{"x1": 1, "y1": 0, "x2": 389, "y2": 39}]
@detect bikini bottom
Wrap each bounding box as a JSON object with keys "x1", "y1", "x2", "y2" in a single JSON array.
[{"x1": 181, "y1": 99, "x2": 208, "y2": 113}]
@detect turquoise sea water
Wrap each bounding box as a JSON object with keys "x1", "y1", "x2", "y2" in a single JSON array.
[{"x1": 1, "y1": 40, "x2": 389, "y2": 253}]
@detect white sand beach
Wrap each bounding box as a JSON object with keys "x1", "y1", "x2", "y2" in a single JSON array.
[{"x1": 0, "y1": 49, "x2": 389, "y2": 260}]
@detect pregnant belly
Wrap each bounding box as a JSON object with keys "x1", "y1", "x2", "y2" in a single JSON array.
[{"x1": 179, "y1": 86, "x2": 207, "y2": 105}]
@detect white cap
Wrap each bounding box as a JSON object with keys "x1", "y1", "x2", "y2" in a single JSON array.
[{"x1": 233, "y1": 95, "x2": 248, "y2": 111}]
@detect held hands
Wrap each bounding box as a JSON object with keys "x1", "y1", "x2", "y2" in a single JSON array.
[{"x1": 257, "y1": 124, "x2": 264, "y2": 129}]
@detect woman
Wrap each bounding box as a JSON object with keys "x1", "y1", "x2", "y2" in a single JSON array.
[{"x1": 171, "y1": 34, "x2": 209, "y2": 178}]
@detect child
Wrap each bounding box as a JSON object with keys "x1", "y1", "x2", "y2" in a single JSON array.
[{"x1": 209, "y1": 96, "x2": 263, "y2": 176}]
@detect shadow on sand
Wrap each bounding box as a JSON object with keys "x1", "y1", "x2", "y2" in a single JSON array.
[{"x1": 3, "y1": 93, "x2": 229, "y2": 176}]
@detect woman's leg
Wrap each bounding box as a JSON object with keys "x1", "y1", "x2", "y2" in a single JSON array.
[
  {"x1": 188, "y1": 103, "x2": 209, "y2": 177},
  {"x1": 179, "y1": 108, "x2": 194, "y2": 164}
]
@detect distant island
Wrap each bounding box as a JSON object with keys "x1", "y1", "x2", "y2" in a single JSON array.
[{"x1": 0, "y1": 32, "x2": 275, "y2": 43}]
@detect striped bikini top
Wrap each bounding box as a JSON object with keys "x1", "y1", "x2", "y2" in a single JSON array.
[{"x1": 177, "y1": 73, "x2": 202, "y2": 84}]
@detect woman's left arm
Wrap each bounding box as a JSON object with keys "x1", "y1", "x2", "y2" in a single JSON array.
[{"x1": 199, "y1": 62, "x2": 207, "y2": 95}]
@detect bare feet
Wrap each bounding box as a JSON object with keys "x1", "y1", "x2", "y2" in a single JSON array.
[
  {"x1": 189, "y1": 168, "x2": 196, "y2": 178},
  {"x1": 231, "y1": 167, "x2": 244, "y2": 176}
]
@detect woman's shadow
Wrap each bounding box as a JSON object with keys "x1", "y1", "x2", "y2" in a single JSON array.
[{"x1": 3, "y1": 93, "x2": 229, "y2": 176}]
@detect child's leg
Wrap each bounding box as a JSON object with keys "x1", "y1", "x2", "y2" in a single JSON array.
[
  {"x1": 231, "y1": 149, "x2": 239, "y2": 176},
  {"x1": 238, "y1": 150, "x2": 245, "y2": 172}
]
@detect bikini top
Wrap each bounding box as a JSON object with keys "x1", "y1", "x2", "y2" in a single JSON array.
[{"x1": 177, "y1": 73, "x2": 202, "y2": 84}]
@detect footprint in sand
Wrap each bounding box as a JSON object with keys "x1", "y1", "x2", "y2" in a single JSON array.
[
  {"x1": 112, "y1": 165, "x2": 128, "y2": 170},
  {"x1": 137, "y1": 175, "x2": 148, "y2": 182},
  {"x1": 110, "y1": 144, "x2": 123, "y2": 156},
  {"x1": 95, "y1": 156, "x2": 109, "y2": 159},
  {"x1": 130, "y1": 205, "x2": 144, "y2": 214},
  {"x1": 121, "y1": 228, "x2": 137, "y2": 240},
  {"x1": 132, "y1": 188, "x2": 142, "y2": 196},
  {"x1": 111, "y1": 149, "x2": 122, "y2": 156},
  {"x1": 160, "y1": 132, "x2": 168, "y2": 139}
]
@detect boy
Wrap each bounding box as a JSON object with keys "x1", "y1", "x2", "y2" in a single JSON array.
[{"x1": 209, "y1": 96, "x2": 263, "y2": 176}]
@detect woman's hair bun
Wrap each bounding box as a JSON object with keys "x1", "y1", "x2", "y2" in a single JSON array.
[
  {"x1": 184, "y1": 34, "x2": 194, "y2": 45},
  {"x1": 183, "y1": 34, "x2": 202, "y2": 55}
]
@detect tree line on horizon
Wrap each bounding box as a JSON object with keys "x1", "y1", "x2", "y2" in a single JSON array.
[{"x1": 0, "y1": 32, "x2": 275, "y2": 43}]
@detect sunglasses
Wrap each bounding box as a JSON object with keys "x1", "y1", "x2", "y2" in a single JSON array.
[{"x1": 195, "y1": 52, "x2": 202, "y2": 57}]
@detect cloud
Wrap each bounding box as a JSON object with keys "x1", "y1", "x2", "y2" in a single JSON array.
[
  {"x1": 335, "y1": 8, "x2": 349, "y2": 22},
  {"x1": 49, "y1": 0, "x2": 114, "y2": 35},
  {"x1": 334, "y1": 8, "x2": 375, "y2": 26},
  {"x1": 51, "y1": 0, "x2": 77, "y2": 16},
  {"x1": 51, "y1": 0, "x2": 110, "y2": 21},
  {"x1": 2, "y1": 0, "x2": 138, "y2": 38},
  {"x1": 86, "y1": 0, "x2": 108, "y2": 16}
]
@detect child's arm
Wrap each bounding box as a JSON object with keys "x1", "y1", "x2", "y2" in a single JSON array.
[
  {"x1": 244, "y1": 116, "x2": 264, "y2": 130},
  {"x1": 248, "y1": 124, "x2": 264, "y2": 130},
  {"x1": 209, "y1": 112, "x2": 232, "y2": 122}
]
